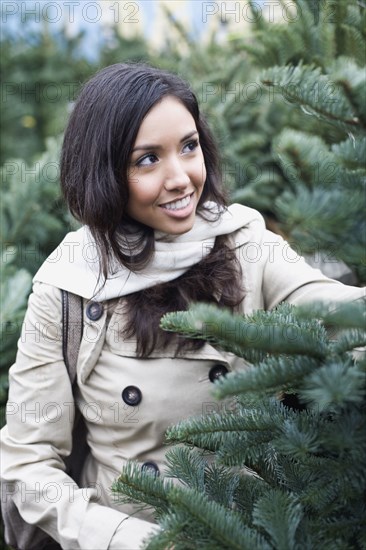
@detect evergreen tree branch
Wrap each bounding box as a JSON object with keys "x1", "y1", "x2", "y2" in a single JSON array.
[
  {"x1": 111, "y1": 461, "x2": 172, "y2": 515},
  {"x1": 330, "y1": 329, "x2": 366, "y2": 354},
  {"x1": 252, "y1": 490, "x2": 303, "y2": 550},
  {"x1": 332, "y1": 135, "x2": 366, "y2": 169},
  {"x1": 204, "y1": 463, "x2": 240, "y2": 509},
  {"x1": 164, "y1": 447, "x2": 206, "y2": 492},
  {"x1": 166, "y1": 399, "x2": 298, "y2": 448},
  {"x1": 213, "y1": 356, "x2": 319, "y2": 399},
  {"x1": 161, "y1": 303, "x2": 328, "y2": 359},
  {"x1": 145, "y1": 512, "x2": 196, "y2": 550},
  {"x1": 233, "y1": 473, "x2": 268, "y2": 521},
  {"x1": 167, "y1": 487, "x2": 271, "y2": 550},
  {"x1": 294, "y1": 299, "x2": 366, "y2": 329},
  {"x1": 272, "y1": 129, "x2": 338, "y2": 189},
  {"x1": 261, "y1": 63, "x2": 362, "y2": 131},
  {"x1": 275, "y1": 186, "x2": 363, "y2": 243},
  {"x1": 330, "y1": 57, "x2": 366, "y2": 125},
  {"x1": 165, "y1": 409, "x2": 274, "y2": 449},
  {"x1": 298, "y1": 359, "x2": 365, "y2": 410}
]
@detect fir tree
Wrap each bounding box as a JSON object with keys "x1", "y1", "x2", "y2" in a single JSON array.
[
  {"x1": 156, "y1": 0, "x2": 365, "y2": 283},
  {"x1": 231, "y1": 0, "x2": 366, "y2": 283},
  {"x1": 0, "y1": 138, "x2": 69, "y2": 427},
  {"x1": 113, "y1": 300, "x2": 366, "y2": 549},
  {"x1": 112, "y1": 1, "x2": 366, "y2": 547},
  {"x1": 0, "y1": 20, "x2": 151, "y2": 412},
  {"x1": 0, "y1": 20, "x2": 151, "y2": 547},
  {"x1": 0, "y1": 17, "x2": 149, "y2": 165}
]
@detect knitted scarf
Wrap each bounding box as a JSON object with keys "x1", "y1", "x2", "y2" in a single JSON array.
[{"x1": 33, "y1": 203, "x2": 264, "y2": 301}]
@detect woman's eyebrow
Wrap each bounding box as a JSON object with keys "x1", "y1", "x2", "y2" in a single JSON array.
[{"x1": 132, "y1": 130, "x2": 198, "y2": 153}]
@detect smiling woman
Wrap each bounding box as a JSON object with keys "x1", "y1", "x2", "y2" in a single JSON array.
[
  {"x1": 127, "y1": 96, "x2": 206, "y2": 234},
  {"x1": 60, "y1": 63, "x2": 226, "y2": 275},
  {"x1": 1, "y1": 62, "x2": 364, "y2": 550}
]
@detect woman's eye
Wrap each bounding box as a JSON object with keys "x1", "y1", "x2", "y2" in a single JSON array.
[
  {"x1": 183, "y1": 139, "x2": 199, "y2": 153},
  {"x1": 136, "y1": 154, "x2": 158, "y2": 167}
]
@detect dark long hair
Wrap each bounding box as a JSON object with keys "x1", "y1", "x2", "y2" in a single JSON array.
[
  {"x1": 61, "y1": 63, "x2": 225, "y2": 273},
  {"x1": 61, "y1": 63, "x2": 244, "y2": 355}
]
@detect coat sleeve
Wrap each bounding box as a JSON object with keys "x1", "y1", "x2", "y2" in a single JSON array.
[
  {"x1": 0, "y1": 282, "x2": 156, "y2": 550},
  {"x1": 259, "y1": 230, "x2": 365, "y2": 309}
]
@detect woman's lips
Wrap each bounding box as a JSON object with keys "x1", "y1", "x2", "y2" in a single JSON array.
[{"x1": 159, "y1": 193, "x2": 195, "y2": 218}]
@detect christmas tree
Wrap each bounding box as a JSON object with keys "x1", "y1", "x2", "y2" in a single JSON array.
[
  {"x1": 113, "y1": 298, "x2": 365, "y2": 549},
  {"x1": 157, "y1": 0, "x2": 365, "y2": 283},
  {"x1": 0, "y1": 18, "x2": 148, "y2": 165},
  {"x1": 112, "y1": 1, "x2": 366, "y2": 547},
  {"x1": 0, "y1": 20, "x2": 151, "y2": 420},
  {"x1": 0, "y1": 19, "x2": 151, "y2": 547}
]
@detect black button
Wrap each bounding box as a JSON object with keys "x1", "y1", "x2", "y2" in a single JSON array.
[
  {"x1": 86, "y1": 302, "x2": 104, "y2": 321},
  {"x1": 122, "y1": 386, "x2": 142, "y2": 406},
  {"x1": 209, "y1": 364, "x2": 229, "y2": 383},
  {"x1": 141, "y1": 461, "x2": 160, "y2": 476}
]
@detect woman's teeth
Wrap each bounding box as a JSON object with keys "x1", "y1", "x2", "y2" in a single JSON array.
[{"x1": 162, "y1": 195, "x2": 191, "y2": 211}]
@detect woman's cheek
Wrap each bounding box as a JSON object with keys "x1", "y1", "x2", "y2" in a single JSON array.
[
  {"x1": 132, "y1": 175, "x2": 159, "y2": 205},
  {"x1": 198, "y1": 161, "x2": 207, "y2": 189}
]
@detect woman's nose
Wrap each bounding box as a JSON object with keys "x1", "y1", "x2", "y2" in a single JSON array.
[{"x1": 163, "y1": 157, "x2": 190, "y2": 190}]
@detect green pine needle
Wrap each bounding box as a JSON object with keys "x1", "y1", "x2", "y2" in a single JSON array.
[
  {"x1": 164, "y1": 447, "x2": 206, "y2": 491},
  {"x1": 168, "y1": 486, "x2": 271, "y2": 550},
  {"x1": 213, "y1": 355, "x2": 319, "y2": 399},
  {"x1": 253, "y1": 490, "x2": 303, "y2": 550},
  {"x1": 261, "y1": 63, "x2": 360, "y2": 131},
  {"x1": 295, "y1": 300, "x2": 366, "y2": 329},
  {"x1": 160, "y1": 303, "x2": 327, "y2": 360},
  {"x1": 111, "y1": 461, "x2": 172, "y2": 515},
  {"x1": 204, "y1": 463, "x2": 240, "y2": 508},
  {"x1": 298, "y1": 359, "x2": 365, "y2": 410}
]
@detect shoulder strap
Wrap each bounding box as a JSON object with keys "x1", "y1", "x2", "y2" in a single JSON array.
[{"x1": 61, "y1": 290, "x2": 83, "y2": 386}]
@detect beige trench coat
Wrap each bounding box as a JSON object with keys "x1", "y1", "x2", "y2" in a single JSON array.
[{"x1": 1, "y1": 225, "x2": 365, "y2": 550}]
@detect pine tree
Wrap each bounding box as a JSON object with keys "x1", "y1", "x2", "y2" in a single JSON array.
[
  {"x1": 0, "y1": 138, "x2": 70, "y2": 425},
  {"x1": 113, "y1": 299, "x2": 365, "y2": 549},
  {"x1": 0, "y1": 24, "x2": 152, "y2": 483},
  {"x1": 112, "y1": 1, "x2": 366, "y2": 547},
  {"x1": 0, "y1": 19, "x2": 149, "y2": 165},
  {"x1": 0, "y1": 20, "x2": 152, "y2": 407},
  {"x1": 158, "y1": 0, "x2": 365, "y2": 284},
  {"x1": 245, "y1": 0, "x2": 365, "y2": 283},
  {"x1": 0, "y1": 19, "x2": 151, "y2": 548}
]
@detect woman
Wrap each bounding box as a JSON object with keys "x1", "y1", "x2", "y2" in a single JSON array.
[{"x1": 1, "y1": 63, "x2": 364, "y2": 550}]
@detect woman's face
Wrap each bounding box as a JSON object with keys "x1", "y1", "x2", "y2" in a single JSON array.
[{"x1": 127, "y1": 95, "x2": 207, "y2": 235}]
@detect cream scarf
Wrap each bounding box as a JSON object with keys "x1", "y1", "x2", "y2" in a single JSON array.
[{"x1": 33, "y1": 203, "x2": 264, "y2": 301}]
